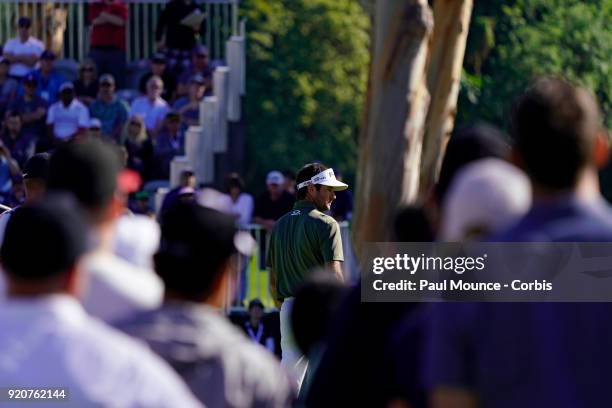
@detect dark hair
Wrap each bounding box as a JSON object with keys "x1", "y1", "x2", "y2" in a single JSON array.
[
  {"x1": 296, "y1": 163, "x2": 328, "y2": 200},
  {"x1": 282, "y1": 169, "x2": 296, "y2": 181},
  {"x1": 511, "y1": 77, "x2": 603, "y2": 190},
  {"x1": 225, "y1": 172, "x2": 245, "y2": 193},
  {"x1": 394, "y1": 206, "x2": 434, "y2": 242},
  {"x1": 5, "y1": 110, "x2": 20, "y2": 119}
]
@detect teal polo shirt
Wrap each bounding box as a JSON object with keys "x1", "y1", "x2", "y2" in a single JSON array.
[{"x1": 267, "y1": 200, "x2": 344, "y2": 300}]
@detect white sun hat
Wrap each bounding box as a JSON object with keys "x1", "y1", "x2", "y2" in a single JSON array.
[{"x1": 297, "y1": 168, "x2": 349, "y2": 191}]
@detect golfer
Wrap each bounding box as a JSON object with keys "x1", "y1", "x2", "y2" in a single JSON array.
[{"x1": 267, "y1": 162, "x2": 348, "y2": 388}]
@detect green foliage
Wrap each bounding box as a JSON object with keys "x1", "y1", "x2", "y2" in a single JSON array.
[
  {"x1": 241, "y1": 0, "x2": 370, "y2": 192},
  {"x1": 458, "y1": 0, "x2": 612, "y2": 131}
]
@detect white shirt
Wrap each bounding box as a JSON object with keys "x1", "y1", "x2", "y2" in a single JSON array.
[
  {"x1": 47, "y1": 99, "x2": 90, "y2": 140},
  {"x1": 130, "y1": 96, "x2": 169, "y2": 131},
  {"x1": 82, "y1": 252, "x2": 164, "y2": 323},
  {"x1": 0, "y1": 295, "x2": 202, "y2": 407},
  {"x1": 230, "y1": 193, "x2": 254, "y2": 227},
  {"x1": 2, "y1": 36, "x2": 44, "y2": 77}
]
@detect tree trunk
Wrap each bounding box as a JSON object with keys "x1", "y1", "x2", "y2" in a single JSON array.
[
  {"x1": 419, "y1": 0, "x2": 474, "y2": 196},
  {"x1": 353, "y1": 0, "x2": 433, "y2": 260}
]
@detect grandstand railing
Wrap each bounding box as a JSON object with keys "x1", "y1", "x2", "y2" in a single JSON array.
[
  {"x1": 226, "y1": 222, "x2": 357, "y2": 312},
  {"x1": 0, "y1": 0, "x2": 239, "y2": 63}
]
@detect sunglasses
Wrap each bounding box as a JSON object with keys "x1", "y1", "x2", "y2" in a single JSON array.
[
  {"x1": 81, "y1": 67, "x2": 94, "y2": 72},
  {"x1": 100, "y1": 82, "x2": 113, "y2": 87},
  {"x1": 129, "y1": 121, "x2": 142, "y2": 127}
]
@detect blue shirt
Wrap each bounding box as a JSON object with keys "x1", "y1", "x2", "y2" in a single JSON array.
[
  {"x1": 423, "y1": 196, "x2": 612, "y2": 408},
  {"x1": 90, "y1": 97, "x2": 129, "y2": 142},
  {"x1": 21, "y1": 69, "x2": 66, "y2": 104}
]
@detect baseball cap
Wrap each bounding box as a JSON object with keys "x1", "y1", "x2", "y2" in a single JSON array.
[
  {"x1": 47, "y1": 138, "x2": 122, "y2": 211},
  {"x1": 41, "y1": 50, "x2": 56, "y2": 60},
  {"x1": 99, "y1": 73, "x2": 115, "y2": 85},
  {"x1": 266, "y1": 170, "x2": 284, "y2": 185},
  {"x1": 192, "y1": 44, "x2": 209, "y2": 56},
  {"x1": 249, "y1": 298, "x2": 264, "y2": 310},
  {"x1": 1, "y1": 195, "x2": 89, "y2": 279},
  {"x1": 89, "y1": 118, "x2": 102, "y2": 129},
  {"x1": 190, "y1": 74, "x2": 205, "y2": 85},
  {"x1": 17, "y1": 17, "x2": 31, "y2": 28},
  {"x1": 296, "y1": 168, "x2": 348, "y2": 191},
  {"x1": 22, "y1": 152, "x2": 50, "y2": 180},
  {"x1": 59, "y1": 81, "x2": 74, "y2": 92},
  {"x1": 23, "y1": 73, "x2": 36, "y2": 84},
  {"x1": 0, "y1": 57, "x2": 9, "y2": 65},
  {"x1": 151, "y1": 52, "x2": 166, "y2": 64}
]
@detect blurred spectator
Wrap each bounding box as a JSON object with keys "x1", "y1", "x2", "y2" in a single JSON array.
[
  {"x1": 139, "y1": 53, "x2": 176, "y2": 102},
  {"x1": 90, "y1": 74, "x2": 129, "y2": 143},
  {"x1": 149, "y1": 111, "x2": 184, "y2": 180},
  {"x1": 155, "y1": 0, "x2": 200, "y2": 54},
  {"x1": 197, "y1": 184, "x2": 233, "y2": 213},
  {"x1": 46, "y1": 82, "x2": 89, "y2": 144},
  {"x1": 2, "y1": 17, "x2": 44, "y2": 80},
  {"x1": 0, "y1": 139, "x2": 21, "y2": 204},
  {"x1": 172, "y1": 74, "x2": 206, "y2": 128},
  {"x1": 0, "y1": 111, "x2": 35, "y2": 167},
  {"x1": 0, "y1": 58, "x2": 18, "y2": 118},
  {"x1": 425, "y1": 78, "x2": 612, "y2": 408},
  {"x1": 88, "y1": 118, "x2": 103, "y2": 138},
  {"x1": 116, "y1": 201, "x2": 295, "y2": 408},
  {"x1": 160, "y1": 169, "x2": 196, "y2": 215},
  {"x1": 225, "y1": 172, "x2": 254, "y2": 227},
  {"x1": 123, "y1": 114, "x2": 153, "y2": 178},
  {"x1": 0, "y1": 198, "x2": 201, "y2": 407},
  {"x1": 394, "y1": 205, "x2": 434, "y2": 242},
  {"x1": 242, "y1": 299, "x2": 275, "y2": 353},
  {"x1": 28, "y1": 50, "x2": 65, "y2": 104},
  {"x1": 130, "y1": 75, "x2": 169, "y2": 135},
  {"x1": 88, "y1": 0, "x2": 128, "y2": 89},
  {"x1": 440, "y1": 158, "x2": 531, "y2": 241},
  {"x1": 73, "y1": 59, "x2": 99, "y2": 107},
  {"x1": 330, "y1": 171, "x2": 352, "y2": 221},
  {"x1": 8, "y1": 73, "x2": 47, "y2": 146},
  {"x1": 283, "y1": 169, "x2": 296, "y2": 195},
  {"x1": 113, "y1": 212, "x2": 161, "y2": 269},
  {"x1": 253, "y1": 170, "x2": 295, "y2": 232},
  {"x1": 47, "y1": 139, "x2": 163, "y2": 322},
  {"x1": 176, "y1": 45, "x2": 212, "y2": 99}
]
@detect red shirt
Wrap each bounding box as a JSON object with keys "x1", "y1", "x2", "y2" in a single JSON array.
[{"x1": 89, "y1": 1, "x2": 128, "y2": 51}]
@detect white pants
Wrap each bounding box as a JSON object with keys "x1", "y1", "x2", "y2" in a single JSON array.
[{"x1": 279, "y1": 297, "x2": 308, "y2": 390}]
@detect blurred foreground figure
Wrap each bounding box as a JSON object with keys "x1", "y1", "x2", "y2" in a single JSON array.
[
  {"x1": 425, "y1": 77, "x2": 612, "y2": 408},
  {"x1": 117, "y1": 201, "x2": 295, "y2": 408},
  {"x1": 47, "y1": 139, "x2": 163, "y2": 322},
  {"x1": 440, "y1": 158, "x2": 531, "y2": 241},
  {"x1": 0, "y1": 198, "x2": 201, "y2": 407}
]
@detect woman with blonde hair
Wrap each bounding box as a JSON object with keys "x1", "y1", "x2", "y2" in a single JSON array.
[
  {"x1": 123, "y1": 114, "x2": 152, "y2": 179},
  {"x1": 73, "y1": 59, "x2": 99, "y2": 106}
]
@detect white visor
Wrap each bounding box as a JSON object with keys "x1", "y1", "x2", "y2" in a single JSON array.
[{"x1": 297, "y1": 169, "x2": 348, "y2": 191}]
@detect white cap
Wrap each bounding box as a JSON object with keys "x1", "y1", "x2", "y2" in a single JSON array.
[
  {"x1": 266, "y1": 170, "x2": 284, "y2": 185},
  {"x1": 89, "y1": 118, "x2": 102, "y2": 129},
  {"x1": 441, "y1": 158, "x2": 531, "y2": 241},
  {"x1": 59, "y1": 81, "x2": 74, "y2": 92},
  {"x1": 297, "y1": 168, "x2": 348, "y2": 191}
]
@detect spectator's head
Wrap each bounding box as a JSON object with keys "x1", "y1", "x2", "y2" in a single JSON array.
[
  {"x1": 17, "y1": 17, "x2": 31, "y2": 41},
  {"x1": 146, "y1": 75, "x2": 164, "y2": 100},
  {"x1": 151, "y1": 52, "x2": 167, "y2": 76},
  {"x1": 296, "y1": 163, "x2": 348, "y2": 211},
  {"x1": 154, "y1": 201, "x2": 254, "y2": 307},
  {"x1": 23, "y1": 73, "x2": 37, "y2": 96},
  {"x1": 248, "y1": 298, "x2": 264, "y2": 325},
  {"x1": 192, "y1": 44, "x2": 209, "y2": 70},
  {"x1": 179, "y1": 169, "x2": 196, "y2": 188},
  {"x1": 163, "y1": 111, "x2": 181, "y2": 135},
  {"x1": 88, "y1": 118, "x2": 102, "y2": 138},
  {"x1": 98, "y1": 74, "x2": 116, "y2": 100},
  {"x1": 441, "y1": 158, "x2": 531, "y2": 241},
  {"x1": 225, "y1": 172, "x2": 245, "y2": 199},
  {"x1": 394, "y1": 205, "x2": 434, "y2": 242},
  {"x1": 291, "y1": 272, "x2": 346, "y2": 355},
  {"x1": 188, "y1": 74, "x2": 206, "y2": 101},
  {"x1": 4, "y1": 110, "x2": 21, "y2": 135},
  {"x1": 436, "y1": 122, "x2": 509, "y2": 204},
  {"x1": 511, "y1": 77, "x2": 607, "y2": 192},
  {"x1": 125, "y1": 114, "x2": 147, "y2": 143},
  {"x1": 22, "y1": 152, "x2": 50, "y2": 204},
  {"x1": 78, "y1": 59, "x2": 97, "y2": 83},
  {"x1": 47, "y1": 138, "x2": 122, "y2": 226},
  {"x1": 59, "y1": 82, "x2": 75, "y2": 106},
  {"x1": 265, "y1": 170, "x2": 284, "y2": 199},
  {"x1": 282, "y1": 169, "x2": 296, "y2": 194},
  {"x1": 0, "y1": 58, "x2": 10, "y2": 76},
  {"x1": 1, "y1": 196, "x2": 88, "y2": 297},
  {"x1": 40, "y1": 50, "x2": 56, "y2": 75}
]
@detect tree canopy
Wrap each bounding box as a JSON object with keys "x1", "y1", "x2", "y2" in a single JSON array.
[{"x1": 241, "y1": 0, "x2": 370, "y2": 191}]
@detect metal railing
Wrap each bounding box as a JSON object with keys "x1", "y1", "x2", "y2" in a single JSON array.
[{"x1": 0, "y1": 0, "x2": 239, "y2": 63}]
